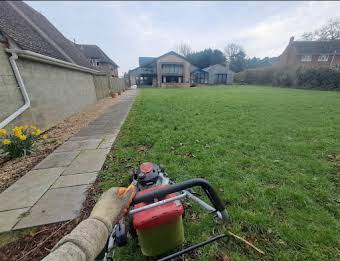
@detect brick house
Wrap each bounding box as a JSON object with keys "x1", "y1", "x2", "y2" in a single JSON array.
[
  {"x1": 278, "y1": 36, "x2": 340, "y2": 67},
  {"x1": 77, "y1": 44, "x2": 119, "y2": 77},
  {"x1": 129, "y1": 51, "x2": 234, "y2": 87}
]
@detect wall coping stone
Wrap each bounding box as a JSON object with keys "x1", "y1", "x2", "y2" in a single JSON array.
[{"x1": 6, "y1": 48, "x2": 107, "y2": 75}]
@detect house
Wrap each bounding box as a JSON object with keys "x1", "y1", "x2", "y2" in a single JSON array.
[
  {"x1": 203, "y1": 64, "x2": 234, "y2": 84},
  {"x1": 77, "y1": 44, "x2": 119, "y2": 77},
  {"x1": 129, "y1": 51, "x2": 195, "y2": 87},
  {"x1": 129, "y1": 51, "x2": 234, "y2": 87},
  {"x1": 278, "y1": 36, "x2": 340, "y2": 67}
]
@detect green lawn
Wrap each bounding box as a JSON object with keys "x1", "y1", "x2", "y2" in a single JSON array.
[{"x1": 99, "y1": 85, "x2": 340, "y2": 260}]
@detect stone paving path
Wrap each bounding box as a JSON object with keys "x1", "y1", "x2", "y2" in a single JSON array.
[{"x1": 0, "y1": 90, "x2": 138, "y2": 232}]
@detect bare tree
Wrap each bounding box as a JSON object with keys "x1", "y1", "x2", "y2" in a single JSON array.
[
  {"x1": 175, "y1": 42, "x2": 192, "y2": 57},
  {"x1": 224, "y1": 43, "x2": 244, "y2": 63},
  {"x1": 301, "y1": 18, "x2": 340, "y2": 40},
  {"x1": 316, "y1": 18, "x2": 340, "y2": 40},
  {"x1": 301, "y1": 32, "x2": 315, "y2": 41}
]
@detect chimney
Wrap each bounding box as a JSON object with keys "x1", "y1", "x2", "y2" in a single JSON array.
[{"x1": 289, "y1": 36, "x2": 295, "y2": 44}]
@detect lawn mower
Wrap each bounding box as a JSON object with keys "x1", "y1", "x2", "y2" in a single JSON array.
[{"x1": 98, "y1": 162, "x2": 230, "y2": 261}]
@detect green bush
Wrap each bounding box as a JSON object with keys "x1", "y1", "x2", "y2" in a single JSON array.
[
  {"x1": 235, "y1": 66, "x2": 340, "y2": 90},
  {"x1": 234, "y1": 67, "x2": 275, "y2": 85},
  {"x1": 296, "y1": 67, "x2": 340, "y2": 89}
]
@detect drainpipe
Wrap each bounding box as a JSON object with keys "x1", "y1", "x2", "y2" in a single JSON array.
[
  {"x1": 0, "y1": 50, "x2": 30, "y2": 128},
  {"x1": 330, "y1": 50, "x2": 336, "y2": 67}
]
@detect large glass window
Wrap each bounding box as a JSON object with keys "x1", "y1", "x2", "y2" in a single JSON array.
[
  {"x1": 193, "y1": 71, "x2": 208, "y2": 84},
  {"x1": 162, "y1": 76, "x2": 181, "y2": 83},
  {"x1": 216, "y1": 74, "x2": 227, "y2": 84},
  {"x1": 161, "y1": 64, "x2": 183, "y2": 74}
]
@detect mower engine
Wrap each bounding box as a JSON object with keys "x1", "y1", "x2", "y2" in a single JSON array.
[{"x1": 132, "y1": 162, "x2": 170, "y2": 189}]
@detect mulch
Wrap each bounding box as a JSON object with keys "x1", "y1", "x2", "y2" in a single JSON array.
[{"x1": 0, "y1": 183, "x2": 103, "y2": 261}]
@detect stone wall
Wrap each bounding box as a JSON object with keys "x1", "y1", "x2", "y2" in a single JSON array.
[
  {"x1": 13, "y1": 58, "x2": 98, "y2": 130},
  {"x1": 110, "y1": 77, "x2": 126, "y2": 92},
  {"x1": 93, "y1": 74, "x2": 110, "y2": 100},
  {"x1": 0, "y1": 44, "x2": 24, "y2": 125},
  {"x1": 0, "y1": 43, "x2": 120, "y2": 130}
]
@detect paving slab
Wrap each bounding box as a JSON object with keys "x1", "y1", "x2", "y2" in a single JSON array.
[
  {"x1": 55, "y1": 139, "x2": 102, "y2": 152},
  {"x1": 68, "y1": 134, "x2": 107, "y2": 141},
  {"x1": 34, "y1": 151, "x2": 80, "y2": 169},
  {"x1": 102, "y1": 132, "x2": 119, "y2": 143},
  {"x1": 62, "y1": 149, "x2": 110, "y2": 175},
  {"x1": 14, "y1": 185, "x2": 89, "y2": 229},
  {"x1": 0, "y1": 168, "x2": 64, "y2": 211},
  {"x1": 0, "y1": 90, "x2": 138, "y2": 232},
  {"x1": 0, "y1": 208, "x2": 29, "y2": 232},
  {"x1": 98, "y1": 142, "x2": 113, "y2": 149},
  {"x1": 51, "y1": 172, "x2": 98, "y2": 188}
]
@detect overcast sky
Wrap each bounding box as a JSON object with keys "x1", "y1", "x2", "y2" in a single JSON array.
[{"x1": 26, "y1": 1, "x2": 340, "y2": 75}]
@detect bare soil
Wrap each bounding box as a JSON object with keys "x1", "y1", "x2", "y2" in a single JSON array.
[{"x1": 0, "y1": 96, "x2": 119, "y2": 193}]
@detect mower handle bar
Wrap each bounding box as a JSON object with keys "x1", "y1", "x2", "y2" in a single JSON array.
[{"x1": 132, "y1": 178, "x2": 229, "y2": 220}]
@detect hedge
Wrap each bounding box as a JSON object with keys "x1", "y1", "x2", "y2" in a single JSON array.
[{"x1": 234, "y1": 66, "x2": 340, "y2": 90}]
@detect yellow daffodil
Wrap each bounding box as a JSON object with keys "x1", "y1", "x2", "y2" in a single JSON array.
[
  {"x1": 19, "y1": 134, "x2": 27, "y2": 141},
  {"x1": 0, "y1": 129, "x2": 7, "y2": 136},
  {"x1": 2, "y1": 139, "x2": 11, "y2": 145},
  {"x1": 42, "y1": 134, "x2": 48, "y2": 139},
  {"x1": 12, "y1": 126, "x2": 23, "y2": 137},
  {"x1": 34, "y1": 129, "x2": 41, "y2": 136}
]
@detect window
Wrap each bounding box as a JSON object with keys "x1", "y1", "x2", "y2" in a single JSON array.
[
  {"x1": 90, "y1": 59, "x2": 100, "y2": 67},
  {"x1": 161, "y1": 64, "x2": 183, "y2": 74},
  {"x1": 301, "y1": 55, "x2": 312, "y2": 62},
  {"x1": 192, "y1": 71, "x2": 208, "y2": 84},
  {"x1": 216, "y1": 74, "x2": 227, "y2": 84},
  {"x1": 162, "y1": 76, "x2": 181, "y2": 83},
  {"x1": 318, "y1": 55, "x2": 329, "y2": 62}
]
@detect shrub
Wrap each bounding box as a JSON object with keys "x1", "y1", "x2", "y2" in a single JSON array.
[
  {"x1": 235, "y1": 67, "x2": 275, "y2": 85},
  {"x1": 235, "y1": 66, "x2": 340, "y2": 90},
  {"x1": 0, "y1": 125, "x2": 43, "y2": 158},
  {"x1": 296, "y1": 67, "x2": 340, "y2": 90}
]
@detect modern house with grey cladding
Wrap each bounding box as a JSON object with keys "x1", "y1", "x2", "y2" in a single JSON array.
[{"x1": 129, "y1": 51, "x2": 234, "y2": 87}]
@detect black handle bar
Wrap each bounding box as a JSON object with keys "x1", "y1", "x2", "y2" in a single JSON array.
[{"x1": 132, "y1": 178, "x2": 229, "y2": 221}]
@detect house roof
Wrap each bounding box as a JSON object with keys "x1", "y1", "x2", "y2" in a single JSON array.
[
  {"x1": 138, "y1": 51, "x2": 192, "y2": 68},
  {"x1": 0, "y1": 1, "x2": 90, "y2": 67},
  {"x1": 77, "y1": 44, "x2": 118, "y2": 67},
  {"x1": 291, "y1": 40, "x2": 340, "y2": 54},
  {"x1": 139, "y1": 57, "x2": 156, "y2": 66},
  {"x1": 192, "y1": 68, "x2": 208, "y2": 74},
  {"x1": 203, "y1": 64, "x2": 231, "y2": 72}
]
